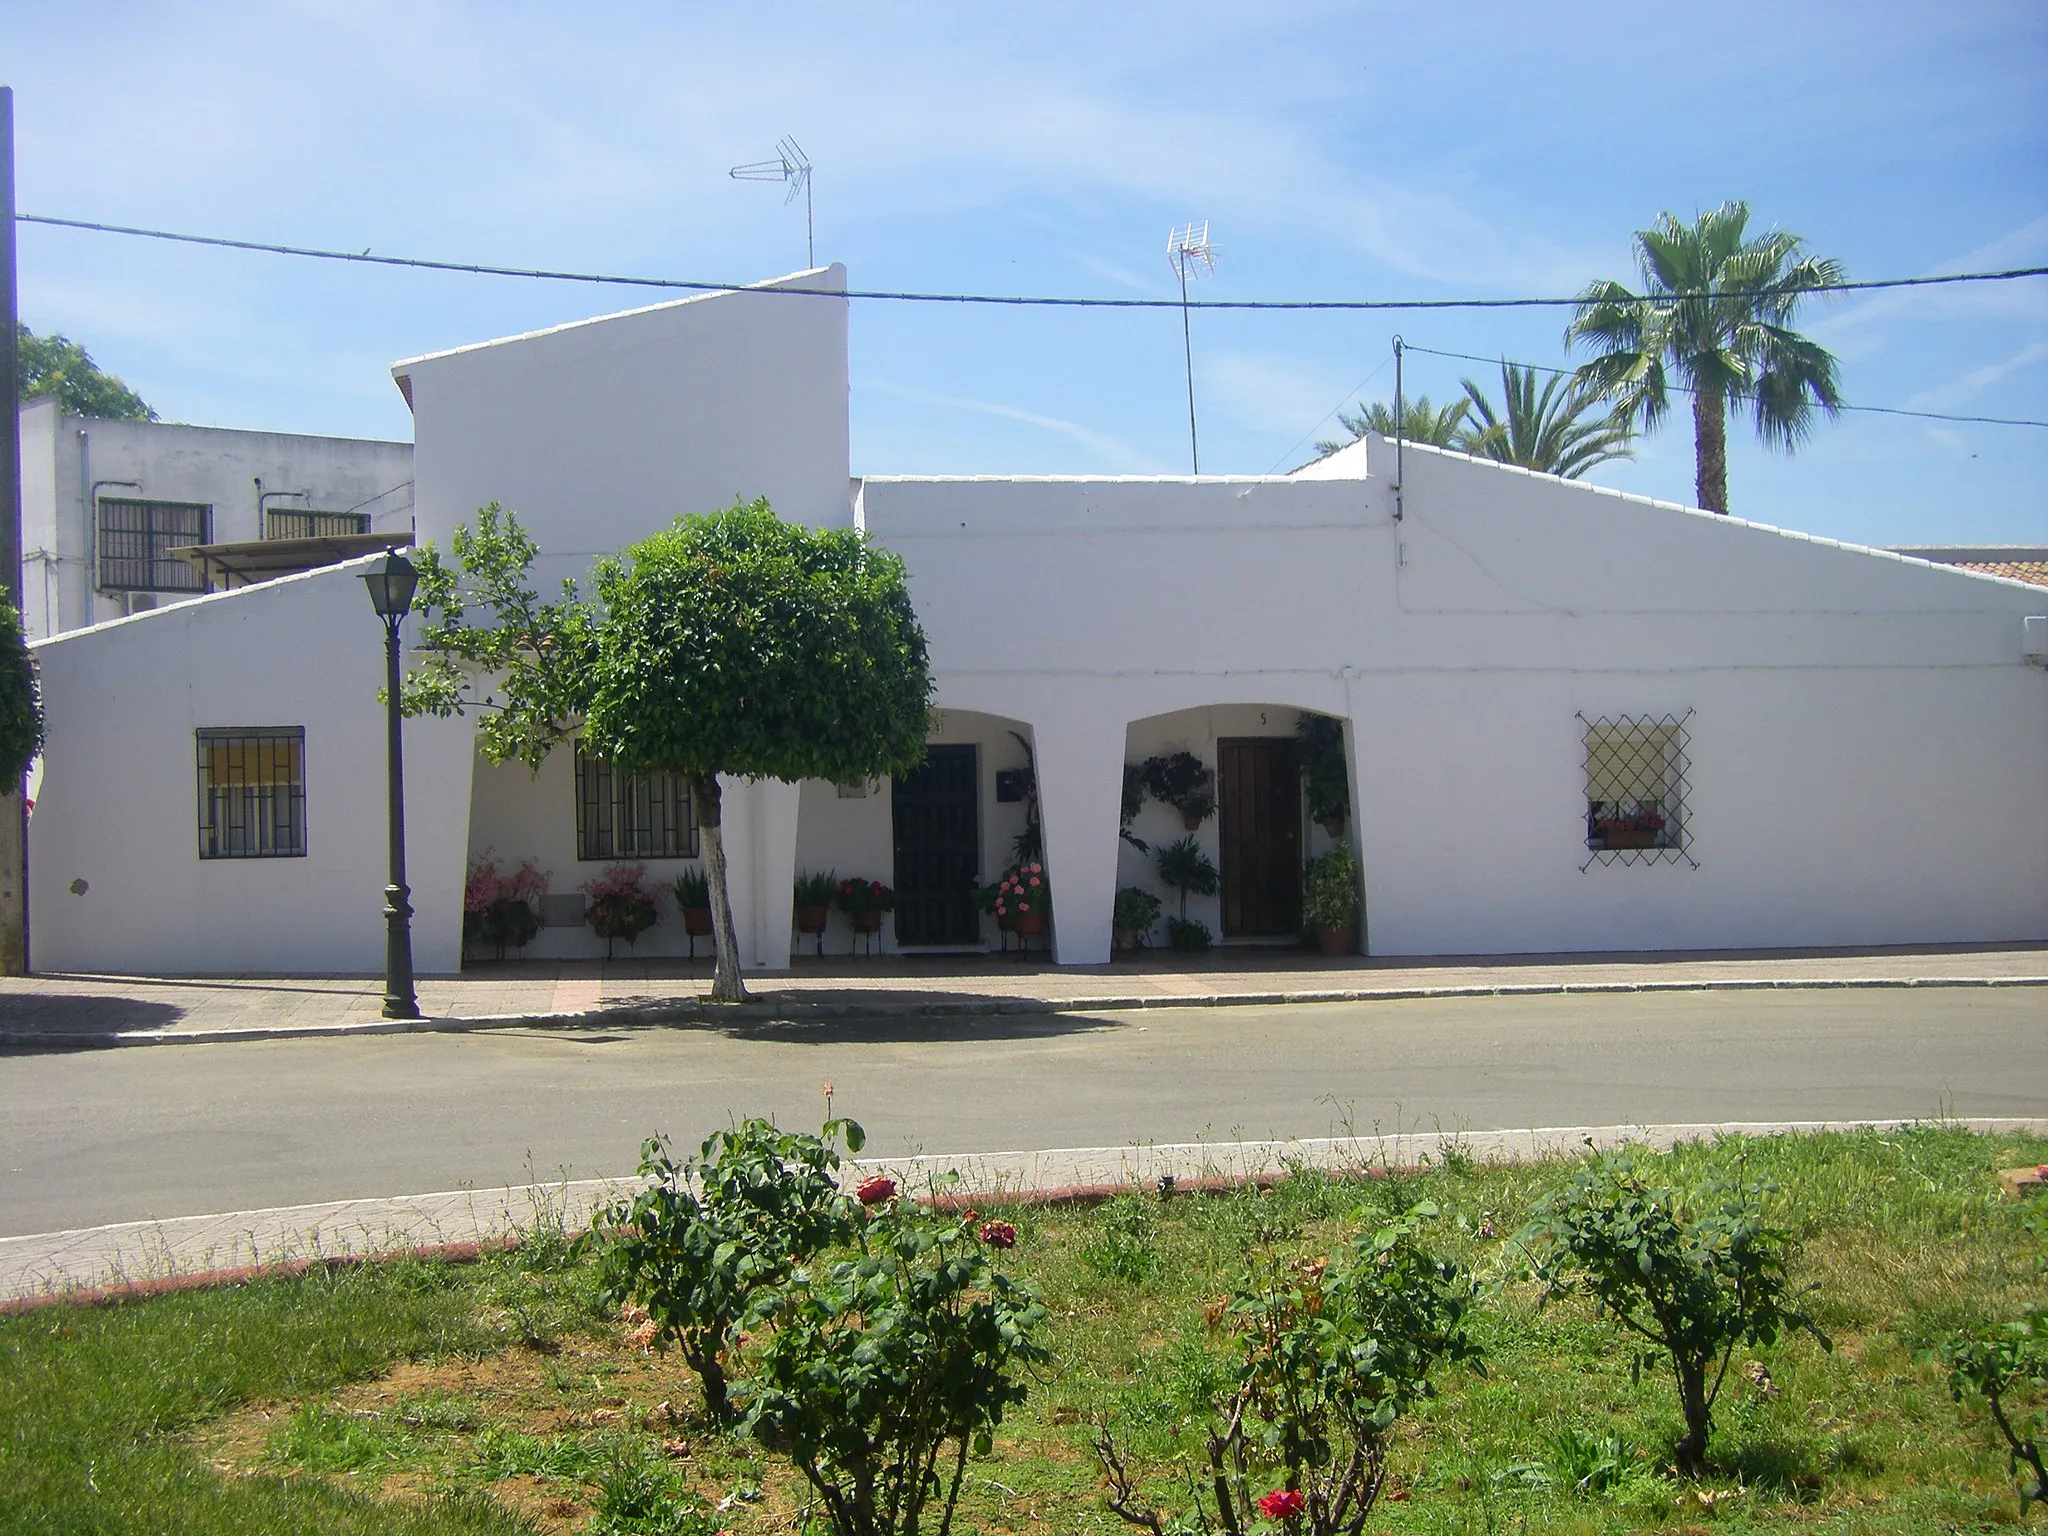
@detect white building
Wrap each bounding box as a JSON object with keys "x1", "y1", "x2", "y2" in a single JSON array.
[
  {"x1": 24, "y1": 267, "x2": 2048, "y2": 977},
  {"x1": 15, "y1": 397, "x2": 414, "y2": 640}
]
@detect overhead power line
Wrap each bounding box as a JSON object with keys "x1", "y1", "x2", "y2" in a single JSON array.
[
  {"x1": 1397, "y1": 342, "x2": 2048, "y2": 431},
  {"x1": 18, "y1": 211, "x2": 2048, "y2": 313}
]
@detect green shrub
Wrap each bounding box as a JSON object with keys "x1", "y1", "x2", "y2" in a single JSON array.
[
  {"x1": 1301, "y1": 843, "x2": 1358, "y2": 931},
  {"x1": 1295, "y1": 712, "x2": 1349, "y2": 826},
  {"x1": 1113, "y1": 886, "x2": 1162, "y2": 941},
  {"x1": 794, "y1": 869, "x2": 840, "y2": 907},
  {"x1": 0, "y1": 601, "x2": 40, "y2": 784},
  {"x1": 672, "y1": 867, "x2": 710, "y2": 908},
  {"x1": 1081, "y1": 1195, "x2": 1161, "y2": 1284},
  {"x1": 1166, "y1": 916, "x2": 1212, "y2": 952},
  {"x1": 1518, "y1": 1146, "x2": 1829, "y2": 1476},
  {"x1": 1940, "y1": 1307, "x2": 2048, "y2": 1508}
]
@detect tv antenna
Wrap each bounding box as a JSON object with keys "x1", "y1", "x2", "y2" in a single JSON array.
[
  {"x1": 730, "y1": 136, "x2": 815, "y2": 268},
  {"x1": 1168, "y1": 222, "x2": 1216, "y2": 473}
]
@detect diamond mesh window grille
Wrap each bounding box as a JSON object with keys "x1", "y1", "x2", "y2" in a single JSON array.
[
  {"x1": 196, "y1": 727, "x2": 307, "y2": 859},
  {"x1": 574, "y1": 741, "x2": 699, "y2": 860},
  {"x1": 1579, "y1": 711, "x2": 1696, "y2": 870}
]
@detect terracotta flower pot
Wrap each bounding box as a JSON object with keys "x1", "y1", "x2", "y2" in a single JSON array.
[
  {"x1": 683, "y1": 906, "x2": 713, "y2": 937},
  {"x1": 1182, "y1": 811, "x2": 1202, "y2": 831},
  {"x1": 1316, "y1": 923, "x2": 1354, "y2": 957},
  {"x1": 996, "y1": 909, "x2": 1018, "y2": 932},
  {"x1": 851, "y1": 909, "x2": 883, "y2": 933},
  {"x1": 1113, "y1": 927, "x2": 1137, "y2": 952},
  {"x1": 1320, "y1": 814, "x2": 1347, "y2": 839},
  {"x1": 1016, "y1": 912, "x2": 1046, "y2": 937},
  {"x1": 796, "y1": 904, "x2": 829, "y2": 934}
]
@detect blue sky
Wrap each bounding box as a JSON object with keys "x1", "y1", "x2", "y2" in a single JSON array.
[{"x1": 5, "y1": 0, "x2": 2044, "y2": 545}]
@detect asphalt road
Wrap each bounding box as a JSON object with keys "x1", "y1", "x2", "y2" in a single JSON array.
[{"x1": 2, "y1": 988, "x2": 2043, "y2": 1237}]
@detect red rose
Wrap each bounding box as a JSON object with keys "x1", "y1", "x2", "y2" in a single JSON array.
[
  {"x1": 978, "y1": 1219, "x2": 1018, "y2": 1249},
  {"x1": 856, "y1": 1174, "x2": 897, "y2": 1207},
  {"x1": 1255, "y1": 1490, "x2": 1304, "y2": 1521}
]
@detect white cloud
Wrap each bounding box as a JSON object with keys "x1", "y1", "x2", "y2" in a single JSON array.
[
  {"x1": 863, "y1": 380, "x2": 1168, "y2": 473},
  {"x1": 1902, "y1": 339, "x2": 2048, "y2": 413}
]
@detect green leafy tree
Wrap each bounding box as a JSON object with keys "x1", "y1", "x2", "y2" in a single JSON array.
[
  {"x1": 1940, "y1": 1308, "x2": 2048, "y2": 1509},
  {"x1": 1566, "y1": 201, "x2": 1844, "y2": 513},
  {"x1": 1518, "y1": 1146, "x2": 1829, "y2": 1476},
  {"x1": 17, "y1": 325, "x2": 155, "y2": 420},
  {"x1": 1452, "y1": 361, "x2": 1633, "y2": 479},
  {"x1": 0, "y1": 602, "x2": 41, "y2": 784},
  {"x1": 1313, "y1": 396, "x2": 1468, "y2": 460},
  {"x1": 584, "y1": 500, "x2": 933, "y2": 1001},
  {"x1": 596, "y1": 1118, "x2": 864, "y2": 1423}
]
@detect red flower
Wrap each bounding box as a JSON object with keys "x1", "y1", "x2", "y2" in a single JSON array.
[
  {"x1": 978, "y1": 1219, "x2": 1018, "y2": 1249},
  {"x1": 856, "y1": 1174, "x2": 897, "y2": 1207},
  {"x1": 1256, "y1": 1490, "x2": 1304, "y2": 1522}
]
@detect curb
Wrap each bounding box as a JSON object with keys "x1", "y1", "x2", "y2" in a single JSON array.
[{"x1": 3, "y1": 972, "x2": 2045, "y2": 1050}]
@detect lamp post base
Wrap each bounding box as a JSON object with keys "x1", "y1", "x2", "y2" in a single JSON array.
[{"x1": 382, "y1": 882, "x2": 420, "y2": 1019}]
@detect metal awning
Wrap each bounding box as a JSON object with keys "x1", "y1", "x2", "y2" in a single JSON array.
[{"x1": 170, "y1": 532, "x2": 412, "y2": 593}]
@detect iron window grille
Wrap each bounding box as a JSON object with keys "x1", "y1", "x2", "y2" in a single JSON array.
[
  {"x1": 197, "y1": 727, "x2": 307, "y2": 859},
  {"x1": 574, "y1": 742, "x2": 699, "y2": 860},
  {"x1": 98, "y1": 498, "x2": 211, "y2": 592},
  {"x1": 266, "y1": 509, "x2": 373, "y2": 540},
  {"x1": 1579, "y1": 711, "x2": 1696, "y2": 870}
]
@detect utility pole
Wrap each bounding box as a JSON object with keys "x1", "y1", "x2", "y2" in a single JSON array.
[{"x1": 1, "y1": 85, "x2": 27, "y2": 976}]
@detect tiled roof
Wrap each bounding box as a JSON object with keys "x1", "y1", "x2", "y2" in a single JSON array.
[{"x1": 1950, "y1": 561, "x2": 2048, "y2": 588}]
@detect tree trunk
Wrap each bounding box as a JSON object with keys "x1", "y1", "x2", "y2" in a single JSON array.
[
  {"x1": 683, "y1": 1336, "x2": 732, "y2": 1424},
  {"x1": 1693, "y1": 387, "x2": 1729, "y2": 514},
  {"x1": 691, "y1": 772, "x2": 748, "y2": 1004},
  {"x1": 1674, "y1": 1359, "x2": 1711, "y2": 1477}
]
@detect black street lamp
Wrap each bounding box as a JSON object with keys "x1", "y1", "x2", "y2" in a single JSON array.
[{"x1": 363, "y1": 552, "x2": 421, "y2": 1020}]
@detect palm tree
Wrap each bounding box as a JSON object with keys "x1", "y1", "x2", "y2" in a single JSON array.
[
  {"x1": 1565, "y1": 201, "x2": 1845, "y2": 514},
  {"x1": 1314, "y1": 395, "x2": 1468, "y2": 460},
  {"x1": 1453, "y1": 361, "x2": 1633, "y2": 479}
]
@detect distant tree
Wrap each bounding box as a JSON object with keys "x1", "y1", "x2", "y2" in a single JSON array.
[
  {"x1": 1566, "y1": 201, "x2": 1844, "y2": 514},
  {"x1": 0, "y1": 602, "x2": 40, "y2": 784},
  {"x1": 1313, "y1": 395, "x2": 1468, "y2": 460},
  {"x1": 16, "y1": 325, "x2": 155, "y2": 420},
  {"x1": 582, "y1": 501, "x2": 933, "y2": 1001},
  {"x1": 1453, "y1": 361, "x2": 1634, "y2": 479}
]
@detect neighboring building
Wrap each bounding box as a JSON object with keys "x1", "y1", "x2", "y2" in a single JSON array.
[
  {"x1": 25, "y1": 268, "x2": 2048, "y2": 977},
  {"x1": 14, "y1": 397, "x2": 415, "y2": 640},
  {"x1": 1890, "y1": 546, "x2": 2048, "y2": 589}
]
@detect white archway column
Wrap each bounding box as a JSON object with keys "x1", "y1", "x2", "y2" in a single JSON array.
[
  {"x1": 718, "y1": 774, "x2": 800, "y2": 973},
  {"x1": 1032, "y1": 718, "x2": 1125, "y2": 965}
]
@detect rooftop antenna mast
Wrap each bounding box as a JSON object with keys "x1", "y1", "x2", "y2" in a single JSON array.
[
  {"x1": 1167, "y1": 221, "x2": 1216, "y2": 474},
  {"x1": 730, "y1": 137, "x2": 815, "y2": 269}
]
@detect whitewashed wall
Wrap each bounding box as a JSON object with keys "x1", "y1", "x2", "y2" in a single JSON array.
[
  {"x1": 28, "y1": 557, "x2": 473, "y2": 975},
  {"x1": 13, "y1": 399, "x2": 414, "y2": 639}
]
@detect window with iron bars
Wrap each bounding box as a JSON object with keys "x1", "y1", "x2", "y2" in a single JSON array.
[
  {"x1": 197, "y1": 727, "x2": 307, "y2": 859},
  {"x1": 99, "y1": 498, "x2": 210, "y2": 591},
  {"x1": 574, "y1": 742, "x2": 698, "y2": 860},
  {"x1": 1579, "y1": 711, "x2": 1697, "y2": 870},
  {"x1": 266, "y1": 509, "x2": 373, "y2": 540}
]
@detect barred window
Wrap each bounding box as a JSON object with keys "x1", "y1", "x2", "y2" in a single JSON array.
[
  {"x1": 574, "y1": 743, "x2": 698, "y2": 860},
  {"x1": 197, "y1": 728, "x2": 307, "y2": 859},
  {"x1": 266, "y1": 508, "x2": 373, "y2": 540},
  {"x1": 99, "y1": 499, "x2": 210, "y2": 591},
  {"x1": 1580, "y1": 712, "x2": 1696, "y2": 869}
]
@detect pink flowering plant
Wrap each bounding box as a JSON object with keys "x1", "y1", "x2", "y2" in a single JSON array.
[
  {"x1": 462, "y1": 850, "x2": 548, "y2": 958},
  {"x1": 994, "y1": 862, "x2": 1050, "y2": 922},
  {"x1": 1097, "y1": 1204, "x2": 1480, "y2": 1536},
  {"x1": 582, "y1": 861, "x2": 663, "y2": 955}
]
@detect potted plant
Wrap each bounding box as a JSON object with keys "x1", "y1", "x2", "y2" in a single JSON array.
[
  {"x1": 463, "y1": 851, "x2": 549, "y2": 961},
  {"x1": 1155, "y1": 835, "x2": 1219, "y2": 950},
  {"x1": 834, "y1": 876, "x2": 895, "y2": 935},
  {"x1": 582, "y1": 862, "x2": 662, "y2": 958},
  {"x1": 672, "y1": 866, "x2": 713, "y2": 956},
  {"x1": 1141, "y1": 750, "x2": 1216, "y2": 830},
  {"x1": 1297, "y1": 712, "x2": 1351, "y2": 838},
  {"x1": 995, "y1": 862, "x2": 1050, "y2": 939},
  {"x1": 1590, "y1": 801, "x2": 1666, "y2": 850},
  {"x1": 1112, "y1": 886, "x2": 1162, "y2": 952},
  {"x1": 1119, "y1": 763, "x2": 1150, "y2": 852},
  {"x1": 1302, "y1": 841, "x2": 1360, "y2": 956},
  {"x1": 793, "y1": 869, "x2": 838, "y2": 951}
]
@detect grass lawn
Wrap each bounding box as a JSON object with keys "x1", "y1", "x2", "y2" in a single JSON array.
[{"x1": 3, "y1": 1126, "x2": 2044, "y2": 1534}]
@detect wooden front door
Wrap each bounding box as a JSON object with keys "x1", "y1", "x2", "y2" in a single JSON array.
[
  {"x1": 892, "y1": 744, "x2": 981, "y2": 945},
  {"x1": 1218, "y1": 738, "x2": 1302, "y2": 937}
]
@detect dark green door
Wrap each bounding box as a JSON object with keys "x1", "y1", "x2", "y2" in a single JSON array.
[{"x1": 892, "y1": 745, "x2": 981, "y2": 945}]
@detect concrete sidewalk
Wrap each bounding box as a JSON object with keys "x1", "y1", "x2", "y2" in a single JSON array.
[
  {"x1": 2, "y1": 942, "x2": 2045, "y2": 1048},
  {"x1": 7, "y1": 1117, "x2": 2045, "y2": 1307}
]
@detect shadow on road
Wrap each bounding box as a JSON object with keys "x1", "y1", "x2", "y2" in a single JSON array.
[{"x1": 0, "y1": 995, "x2": 188, "y2": 1054}]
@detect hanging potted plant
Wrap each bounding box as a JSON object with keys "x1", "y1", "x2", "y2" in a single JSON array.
[
  {"x1": 1297, "y1": 712, "x2": 1351, "y2": 838},
  {"x1": 1112, "y1": 885, "x2": 1163, "y2": 953},
  {"x1": 1141, "y1": 750, "x2": 1216, "y2": 831},
  {"x1": 792, "y1": 869, "x2": 838, "y2": 950},
  {"x1": 463, "y1": 851, "x2": 549, "y2": 962},
  {"x1": 834, "y1": 876, "x2": 896, "y2": 935},
  {"x1": 581, "y1": 862, "x2": 662, "y2": 958},
  {"x1": 994, "y1": 862, "x2": 1050, "y2": 938},
  {"x1": 672, "y1": 867, "x2": 713, "y2": 955},
  {"x1": 1302, "y1": 841, "x2": 1360, "y2": 957},
  {"x1": 1155, "y1": 835, "x2": 1218, "y2": 952}
]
